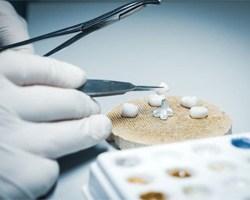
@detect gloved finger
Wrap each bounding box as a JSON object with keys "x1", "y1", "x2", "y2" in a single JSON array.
[
  {"x1": 1, "y1": 106, "x2": 112, "y2": 158},
  {"x1": 0, "y1": 143, "x2": 59, "y2": 199},
  {"x1": 29, "y1": 114, "x2": 112, "y2": 158},
  {"x1": 0, "y1": 78, "x2": 100, "y2": 121},
  {"x1": 0, "y1": 1, "x2": 34, "y2": 54},
  {"x1": 0, "y1": 51, "x2": 86, "y2": 88}
]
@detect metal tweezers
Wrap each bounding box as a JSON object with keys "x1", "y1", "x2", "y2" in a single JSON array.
[
  {"x1": 0, "y1": 0, "x2": 161, "y2": 97},
  {"x1": 80, "y1": 79, "x2": 162, "y2": 97}
]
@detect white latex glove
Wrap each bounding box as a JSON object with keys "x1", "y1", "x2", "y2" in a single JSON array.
[
  {"x1": 0, "y1": 2, "x2": 111, "y2": 199},
  {"x1": 0, "y1": 2, "x2": 60, "y2": 199},
  {"x1": 0, "y1": 50, "x2": 112, "y2": 158},
  {"x1": 0, "y1": 0, "x2": 34, "y2": 53},
  {"x1": 0, "y1": 142, "x2": 59, "y2": 199},
  {"x1": 0, "y1": 1, "x2": 112, "y2": 158}
]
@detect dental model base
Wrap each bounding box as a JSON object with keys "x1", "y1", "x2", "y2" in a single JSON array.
[{"x1": 108, "y1": 96, "x2": 231, "y2": 149}]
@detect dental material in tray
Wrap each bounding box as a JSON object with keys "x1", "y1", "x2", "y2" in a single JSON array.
[{"x1": 82, "y1": 133, "x2": 250, "y2": 200}]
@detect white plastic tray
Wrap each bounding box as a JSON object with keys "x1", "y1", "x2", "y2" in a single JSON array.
[{"x1": 82, "y1": 133, "x2": 250, "y2": 200}]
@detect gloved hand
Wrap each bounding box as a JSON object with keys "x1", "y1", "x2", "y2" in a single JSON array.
[
  {"x1": 0, "y1": 51, "x2": 112, "y2": 158},
  {"x1": 0, "y1": 1, "x2": 112, "y2": 199},
  {"x1": 0, "y1": 0, "x2": 112, "y2": 159}
]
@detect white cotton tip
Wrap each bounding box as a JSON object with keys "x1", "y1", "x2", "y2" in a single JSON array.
[
  {"x1": 189, "y1": 106, "x2": 208, "y2": 119},
  {"x1": 121, "y1": 103, "x2": 139, "y2": 118},
  {"x1": 148, "y1": 94, "x2": 165, "y2": 107},
  {"x1": 180, "y1": 96, "x2": 198, "y2": 108},
  {"x1": 155, "y1": 82, "x2": 170, "y2": 95}
]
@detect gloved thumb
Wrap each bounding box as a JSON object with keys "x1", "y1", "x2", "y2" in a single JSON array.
[{"x1": 0, "y1": 1, "x2": 34, "y2": 54}]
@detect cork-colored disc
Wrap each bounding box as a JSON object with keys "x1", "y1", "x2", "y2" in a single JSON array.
[{"x1": 107, "y1": 96, "x2": 232, "y2": 149}]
